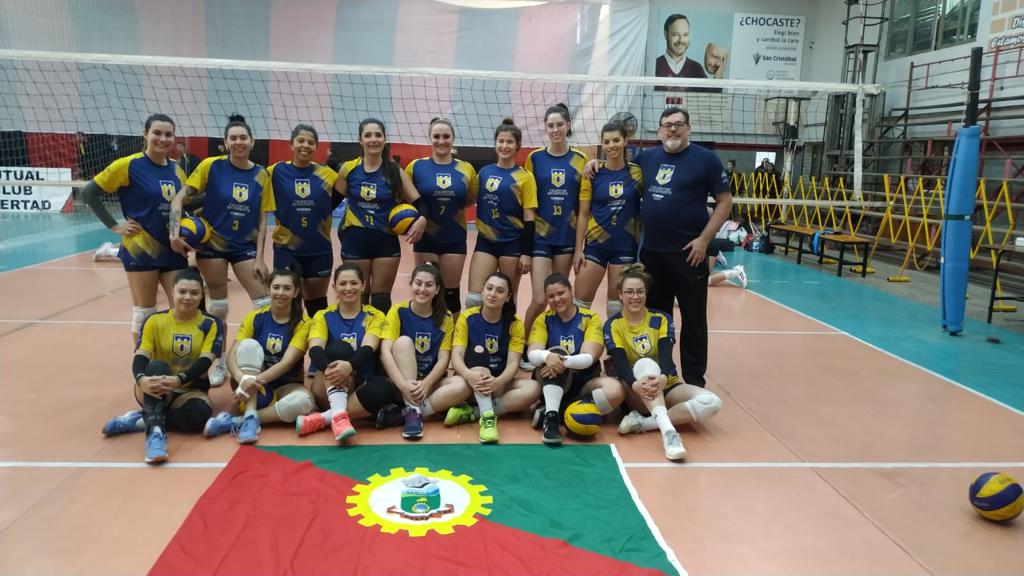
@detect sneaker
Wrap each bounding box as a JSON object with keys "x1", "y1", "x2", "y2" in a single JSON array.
[
  {"x1": 531, "y1": 406, "x2": 544, "y2": 430},
  {"x1": 209, "y1": 359, "x2": 227, "y2": 387},
  {"x1": 375, "y1": 404, "x2": 405, "y2": 430},
  {"x1": 145, "y1": 429, "x2": 168, "y2": 464},
  {"x1": 662, "y1": 430, "x2": 687, "y2": 461},
  {"x1": 542, "y1": 411, "x2": 562, "y2": 445},
  {"x1": 617, "y1": 410, "x2": 646, "y2": 435},
  {"x1": 203, "y1": 411, "x2": 235, "y2": 438},
  {"x1": 296, "y1": 412, "x2": 326, "y2": 436},
  {"x1": 236, "y1": 414, "x2": 260, "y2": 444},
  {"x1": 715, "y1": 251, "x2": 727, "y2": 268},
  {"x1": 331, "y1": 411, "x2": 356, "y2": 442},
  {"x1": 478, "y1": 410, "x2": 499, "y2": 444},
  {"x1": 733, "y1": 265, "x2": 748, "y2": 289},
  {"x1": 402, "y1": 409, "x2": 424, "y2": 440},
  {"x1": 102, "y1": 410, "x2": 144, "y2": 436},
  {"x1": 444, "y1": 403, "x2": 476, "y2": 426}
]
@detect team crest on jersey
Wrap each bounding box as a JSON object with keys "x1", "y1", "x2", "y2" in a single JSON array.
[
  {"x1": 655, "y1": 165, "x2": 675, "y2": 185},
  {"x1": 485, "y1": 176, "x2": 502, "y2": 193},
  {"x1": 550, "y1": 169, "x2": 566, "y2": 188},
  {"x1": 159, "y1": 180, "x2": 176, "y2": 202},
  {"x1": 558, "y1": 335, "x2": 576, "y2": 355},
  {"x1": 436, "y1": 173, "x2": 452, "y2": 189},
  {"x1": 172, "y1": 334, "x2": 193, "y2": 357},
  {"x1": 266, "y1": 334, "x2": 284, "y2": 355},
  {"x1": 415, "y1": 332, "x2": 432, "y2": 354},
  {"x1": 232, "y1": 182, "x2": 250, "y2": 203},
  {"x1": 294, "y1": 179, "x2": 311, "y2": 199},
  {"x1": 360, "y1": 182, "x2": 377, "y2": 201},
  {"x1": 341, "y1": 333, "x2": 358, "y2": 348},
  {"x1": 484, "y1": 334, "x2": 499, "y2": 354},
  {"x1": 632, "y1": 334, "x2": 652, "y2": 355},
  {"x1": 608, "y1": 181, "x2": 624, "y2": 199}
]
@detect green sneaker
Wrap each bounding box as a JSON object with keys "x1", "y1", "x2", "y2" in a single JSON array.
[
  {"x1": 478, "y1": 410, "x2": 499, "y2": 444},
  {"x1": 444, "y1": 403, "x2": 476, "y2": 426}
]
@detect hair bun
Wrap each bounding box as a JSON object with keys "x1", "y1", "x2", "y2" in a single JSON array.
[
  {"x1": 228, "y1": 113, "x2": 246, "y2": 123},
  {"x1": 500, "y1": 117, "x2": 516, "y2": 126}
]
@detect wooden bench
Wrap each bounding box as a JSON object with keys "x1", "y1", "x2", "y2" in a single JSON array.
[
  {"x1": 767, "y1": 223, "x2": 870, "y2": 277},
  {"x1": 767, "y1": 223, "x2": 816, "y2": 263}
]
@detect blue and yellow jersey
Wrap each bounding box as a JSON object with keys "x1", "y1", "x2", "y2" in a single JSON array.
[
  {"x1": 528, "y1": 306, "x2": 604, "y2": 356},
  {"x1": 340, "y1": 157, "x2": 400, "y2": 233},
  {"x1": 309, "y1": 304, "x2": 386, "y2": 381},
  {"x1": 236, "y1": 306, "x2": 311, "y2": 389},
  {"x1": 472, "y1": 164, "x2": 538, "y2": 243},
  {"x1": 582, "y1": 163, "x2": 643, "y2": 250},
  {"x1": 266, "y1": 161, "x2": 339, "y2": 255},
  {"x1": 382, "y1": 301, "x2": 455, "y2": 377},
  {"x1": 405, "y1": 157, "x2": 477, "y2": 243},
  {"x1": 94, "y1": 153, "x2": 185, "y2": 265},
  {"x1": 454, "y1": 307, "x2": 525, "y2": 375},
  {"x1": 186, "y1": 156, "x2": 272, "y2": 252},
  {"x1": 603, "y1": 310, "x2": 678, "y2": 386},
  {"x1": 525, "y1": 147, "x2": 590, "y2": 246},
  {"x1": 137, "y1": 309, "x2": 224, "y2": 390}
]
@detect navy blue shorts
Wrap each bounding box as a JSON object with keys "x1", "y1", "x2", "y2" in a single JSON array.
[
  {"x1": 197, "y1": 246, "x2": 257, "y2": 264},
  {"x1": 273, "y1": 247, "x2": 333, "y2": 278},
  {"x1": 414, "y1": 235, "x2": 467, "y2": 255},
  {"x1": 532, "y1": 241, "x2": 575, "y2": 259},
  {"x1": 474, "y1": 236, "x2": 521, "y2": 258},
  {"x1": 584, "y1": 243, "x2": 637, "y2": 268},
  {"x1": 120, "y1": 250, "x2": 188, "y2": 273},
  {"x1": 340, "y1": 227, "x2": 401, "y2": 260}
]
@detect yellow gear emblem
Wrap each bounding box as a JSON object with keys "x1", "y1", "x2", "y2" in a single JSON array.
[{"x1": 346, "y1": 467, "x2": 492, "y2": 537}]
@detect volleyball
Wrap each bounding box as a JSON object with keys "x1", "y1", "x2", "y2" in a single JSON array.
[
  {"x1": 388, "y1": 203, "x2": 419, "y2": 235},
  {"x1": 969, "y1": 472, "x2": 1023, "y2": 522},
  {"x1": 563, "y1": 400, "x2": 602, "y2": 437},
  {"x1": 179, "y1": 215, "x2": 210, "y2": 249}
]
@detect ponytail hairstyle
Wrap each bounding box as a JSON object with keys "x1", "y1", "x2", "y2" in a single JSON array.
[
  {"x1": 410, "y1": 262, "x2": 447, "y2": 328},
  {"x1": 493, "y1": 117, "x2": 522, "y2": 150},
  {"x1": 224, "y1": 113, "x2": 253, "y2": 140},
  {"x1": 429, "y1": 116, "x2": 455, "y2": 139},
  {"x1": 173, "y1": 267, "x2": 207, "y2": 313},
  {"x1": 484, "y1": 271, "x2": 517, "y2": 340},
  {"x1": 617, "y1": 263, "x2": 651, "y2": 291},
  {"x1": 545, "y1": 102, "x2": 573, "y2": 137},
  {"x1": 358, "y1": 118, "x2": 403, "y2": 196},
  {"x1": 268, "y1": 267, "x2": 304, "y2": 337}
]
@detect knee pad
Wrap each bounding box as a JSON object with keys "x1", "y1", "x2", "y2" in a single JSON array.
[
  {"x1": 632, "y1": 357, "x2": 660, "y2": 381},
  {"x1": 145, "y1": 360, "x2": 172, "y2": 377},
  {"x1": 235, "y1": 339, "x2": 265, "y2": 373},
  {"x1": 325, "y1": 340, "x2": 355, "y2": 362},
  {"x1": 572, "y1": 297, "x2": 592, "y2": 310},
  {"x1": 274, "y1": 390, "x2": 315, "y2": 423},
  {"x1": 252, "y1": 295, "x2": 272, "y2": 309},
  {"x1": 354, "y1": 376, "x2": 399, "y2": 414},
  {"x1": 465, "y1": 291, "x2": 482, "y2": 310},
  {"x1": 370, "y1": 292, "x2": 392, "y2": 313},
  {"x1": 685, "y1": 391, "x2": 722, "y2": 423},
  {"x1": 208, "y1": 298, "x2": 229, "y2": 320},
  {"x1": 444, "y1": 288, "x2": 461, "y2": 314},
  {"x1": 167, "y1": 397, "x2": 212, "y2": 433},
  {"x1": 304, "y1": 297, "x2": 328, "y2": 317},
  {"x1": 131, "y1": 306, "x2": 157, "y2": 336},
  {"x1": 606, "y1": 299, "x2": 622, "y2": 318}
]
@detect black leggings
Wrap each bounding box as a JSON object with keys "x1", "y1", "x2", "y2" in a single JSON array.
[{"x1": 140, "y1": 361, "x2": 212, "y2": 433}]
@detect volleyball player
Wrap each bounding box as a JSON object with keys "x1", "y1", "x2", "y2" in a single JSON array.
[
  {"x1": 101, "y1": 268, "x2": 222, "y2": 464},
  {"x1": 202, "y1": 268, "x2": 316, "y2": 444},
  {"x1": 573, "y1": 120, "x2": 643, "y2": 320},
  {"x1": 444, "y1": 272, "x2": 540, "y2": 444},
  {"x1": 378, "y1": 263, "x2": 471, "y2": 440},
  {"x1": 405, "y1": 118, "x2": 478, "y2": 316},
  {"x1": 82, "y1": 113, "x2": 187, "y2": 343},
  {"x1": 334, "y1": 118, "x2": 427, "y2": 314},
  {"x1": 266, "y1": 124, "x2": 341, "y2": 317},
  {"x1": 466, "y1": 118, "x2": 536, "y2": 310},
  {"x1": 526, "y1": 273, "x2": 623, "y2": 445},
  {"x1": 605, "y1": 264, "x2": 723, "y2": 461}
]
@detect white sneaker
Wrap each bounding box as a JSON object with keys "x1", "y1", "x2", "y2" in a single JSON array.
[
  {"x1": 662, "y1": 430, "x2": 687, "y2": 461},
  {"x1": 617, "y1": 410, "x2": 646, "y2": 435},
  {"x1": 733, "y1": 265, "x2": 748, "y2": 289},
  {"x1": 209, "y1": 359, "x2": 228, "y2": 387},
  {"x1": 715, "y1": 251, "x2": 727, "y2": 268}
]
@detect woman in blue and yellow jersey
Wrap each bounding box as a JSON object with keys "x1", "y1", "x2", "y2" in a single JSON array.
[
  {"x1": 101, "y1": 268, "x2": 223, "y2": 464},
  {"x1": 604, "y1": 264, "x2": 722, "y2": 462},
  {"x1": 266, "y1": 124, "x2": 341, "y2": 317},
  {"x1": 379, "y1": 263, "x2": 471, "y2": 440},
  {"x1": 82, "y1": 113, "x2": 187, "y2": 343},
  {"x1": 298, "y1": 263, "x2": 398, "y2": 442},
  {"x1": 466, "y1": 118, "x2": 537, "y2": 310},
  {"x1": 573, "y1": 120, "x2": 643, "y2": 321},
  {"x1": 405, "y1": 118, "x2": 478, "y2": 316},
  {"x1": 202, "y1": 268, "x2": 317, "y2": 445},
  {"x1": 443, "y1": 272, "x2": 540, "y2": 444},
  {"x1": 526, "y1": 273, "x2": 623, "y2": 445},
  {"x1": 334, "y1": 118, "x2": 427, "y2": 315},
  {"x1": 523, "y1": 103, "x2": 591, "y2": 345}
]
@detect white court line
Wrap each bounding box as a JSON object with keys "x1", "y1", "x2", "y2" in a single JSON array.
[
  {"x1": 20, "y1": 266, "x2": 124, "y2": 271},
  {"x1": 709, "y1": 330, "x2": 842, "y2": 335},
  {"x1": 610, "y1": 445, "x2": 687, "y2": 576},
  {"x1": 0, "y1": 319, "x2": 242, "y2": 327}
]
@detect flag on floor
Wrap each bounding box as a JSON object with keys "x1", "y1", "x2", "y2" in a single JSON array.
[{"x1": 151, "y1": 444, "x2": 681, "y2": 575}]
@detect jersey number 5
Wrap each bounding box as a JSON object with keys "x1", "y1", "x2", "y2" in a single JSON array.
[{"x1": 300, "y1": 216, "x2": 308, "y2": 228}]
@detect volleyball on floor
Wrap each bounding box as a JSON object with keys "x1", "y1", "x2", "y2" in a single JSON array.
[
  {"x1": 179, "y1": 215, "x2": 210, "y2": 248},
  {"x1": 563, "y1": 400, "x2": 602, "y2": 436},
  {"x1": 388, "y1": 203, "x2": 419, "y2": 234},
  {"x1": 968, "y1": 472, "x2": 1023, "y2": 522}
]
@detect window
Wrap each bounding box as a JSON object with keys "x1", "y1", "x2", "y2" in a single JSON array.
[{"x1": 886, "y1": 0, "x2": 980, "y2": 58}]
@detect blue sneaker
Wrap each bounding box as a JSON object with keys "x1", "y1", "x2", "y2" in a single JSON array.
[
  {"x1": 203, "y1": 412, "x2": 235, "y2": 438},
  {"x1": 402, "y1": 409, "x2": 424, "y2": 440},
  {"x1": 102, "y1": 410, "x2": 144, "y2": 436},
  {"x1": 145, "y1": 428, "x2": 168, "y2": 464},
  {"x1": 236, "y1": 414, "x2": 261, "y2": 445}
]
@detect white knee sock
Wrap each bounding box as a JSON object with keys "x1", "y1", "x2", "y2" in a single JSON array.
[
  {"x1": 542, "y1": 384, "x2": 564, "y2": 413},
  {"x1": 651, "y1": 405, "x2": 675, "y2": 435},
  {"x1": 591, "y1": 388, "x2": 613, "y2": 414},
  {"x1": 421, "y1": 398, "x2": 434, "y2": 417},
  {"x1": 328, "y1": 387, "x2": 348, "y2": 414},
  {"x1": 474, "y1": 391, "x2": 493, "y2": 414}
]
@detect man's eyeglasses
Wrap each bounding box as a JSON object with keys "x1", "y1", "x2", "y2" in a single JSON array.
[{"x1": 659, "y1": 121, "x2": 688, "y2": 131}]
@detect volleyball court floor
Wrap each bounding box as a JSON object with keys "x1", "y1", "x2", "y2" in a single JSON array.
[{"x1": 1, "y1": 226, "x2": 1022, "y2": 576}]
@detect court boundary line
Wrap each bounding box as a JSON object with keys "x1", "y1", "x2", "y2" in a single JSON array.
[{"x1": 2, "y1": 460, "x2": 1022, "y2": 469}]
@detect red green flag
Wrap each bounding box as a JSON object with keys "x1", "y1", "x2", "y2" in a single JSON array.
[{"x1": 152, "y1": 444, "x2": 681, "y2": 575}]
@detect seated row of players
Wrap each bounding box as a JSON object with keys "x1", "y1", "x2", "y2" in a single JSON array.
[{"x1": 103, "y1": 263, "x2": 722, "y2": 464}]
